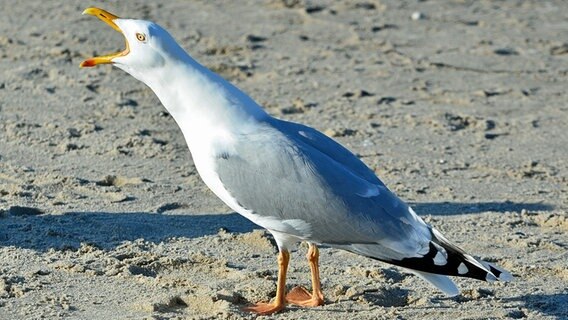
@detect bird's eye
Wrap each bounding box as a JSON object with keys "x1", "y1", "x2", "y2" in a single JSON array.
[{"x1": 136, "y1": 33, "x2": 146, "y2": 42}]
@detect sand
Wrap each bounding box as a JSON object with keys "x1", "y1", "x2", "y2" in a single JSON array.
[{"x1": 0, "y1": 0, "x2": 567, "y2": 319}]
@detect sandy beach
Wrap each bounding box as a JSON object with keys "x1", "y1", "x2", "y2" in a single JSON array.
[{"x1": 0, "y1": 0, "x2": 567, "y2": 319}]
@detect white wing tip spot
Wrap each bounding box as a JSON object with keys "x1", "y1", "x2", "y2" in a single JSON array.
[
  {"x1": 458, "y1": 262, "x2": 468, "y2": 275},
  {"x1": 433, "y1": 250, "x2": 447, "y2": 266}
]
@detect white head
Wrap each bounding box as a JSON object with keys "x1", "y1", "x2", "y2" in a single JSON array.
[
  {"x1": 80, "y1": 7, "x2": 268, "y2": 128},
  {"x1": 80, "y1": 7, "x2": 188, "y2": 80}
]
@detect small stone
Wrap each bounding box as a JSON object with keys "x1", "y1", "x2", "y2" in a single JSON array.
[
  {"x1": 342, "y1": 92, "x2": 355, "y2": 98},
  {"x1": 507, "y1": 309, "x2": 526, "y2": 319},
  {"x1": 483, "y1": 120, "x2": 496, "y2": 131},
  {"x1": 99, "y1": 175, "x2": 145, "y2": 187},
  {"x1": 484, "y1": 133, "x2": 506, "y2": 140},
  {"x1": 32, "y1": 269, "x2": 51, "y2": 276},
  {"x1": 357, "y1": 90, "x2": 374, "y2": 97},
  {"x1": 354, "y1": 3, "x2": 376, "y2": 10},
  {"x1": 67, "y1": 128, "x2": 81, "y2": 138},
  {"x1": 59, "y1": 143, "x2": 80, "y2": 152},
  {"x1": 378, "y1": 96, "x2": 397, "y2": 105},
  {"x1": 494, "y1": 48, "x2": 518, "y2": 56},
  {"x1": 245, "y1": 35, "x2": 267, "y2": 43},
  {"x1": 280, "y1": 0, "x2": 301, "y2": 8},
  {"x1": 411, "y1": 12, "x2": 425, "y2": 20},
  {"x1": 115, "y1": 98, "x2": 138, "y2": 107},
  {"x1": 550, "y1": 43, "x2": 568, "y2": 55},
  {"x1": 305, "y1": 5, "x2": 325, "y2": 14},
  {"x1": 324, "y1": 128, "x2": 357, "y2": 137},
  {"x1": 156, "y1": 202, "x2": 186, "y2": 213}
]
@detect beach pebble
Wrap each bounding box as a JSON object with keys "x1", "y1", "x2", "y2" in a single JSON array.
[{"x1": 411, "y1": 11, "x2": 425, "y2": 20}]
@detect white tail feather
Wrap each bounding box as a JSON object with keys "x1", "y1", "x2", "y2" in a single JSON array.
[{"x1": 411, "y1": 270, "x2": 459, "y2": 297}]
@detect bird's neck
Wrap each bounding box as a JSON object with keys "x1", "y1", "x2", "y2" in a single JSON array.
[{"x1": 137, "y1": 56, "x2": 268, "y2": 155}]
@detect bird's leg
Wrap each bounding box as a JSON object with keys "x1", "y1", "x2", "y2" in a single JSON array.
[
  {"x1": 243, "y1": 249, "x2": 290, "y2": 315},
  {"x1": 286, "y1": 243, "x2": 325, "y2": 307}
]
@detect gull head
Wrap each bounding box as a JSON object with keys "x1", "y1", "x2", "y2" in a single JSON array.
[{"x1": 80, "y1": 8, "x2": 186, "y2": 77}]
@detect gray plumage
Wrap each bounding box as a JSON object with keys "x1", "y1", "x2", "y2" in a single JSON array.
[
  {"x1": 214, "y1": 117, "x2": 512, "y2": 292},
  {"x1": 215, "y1": 118, "x2": 432, "y2": 261}
]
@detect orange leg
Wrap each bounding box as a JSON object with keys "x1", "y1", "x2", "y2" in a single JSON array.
[
  {"x1": 243, "y1": 250, "x2": 290, "y2": 315},
  {"x1": 286, "y1": 243, "x2": 325, "y2": 307}
]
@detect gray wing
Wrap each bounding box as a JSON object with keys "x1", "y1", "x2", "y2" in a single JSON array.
[
  {"x1": 215, "y1": 120, "x2": 430, "y2": 260},
  {"x1": 275, "y1": 119, "x2": 386, "y2": 187}
]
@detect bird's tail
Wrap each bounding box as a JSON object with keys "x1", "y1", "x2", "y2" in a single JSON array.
[
  {"x1": 427, "y1": 227, "x2": 513, "y2": 282},
  {"x1": 411, "y1": 270, "x2": 460, "y2": 296},
  {"x1": 382, "y1": 227, "x2": 513, "y2": 296},
  {"x1": 338, "y1": 223, "x2": 512, "y2": 296}
]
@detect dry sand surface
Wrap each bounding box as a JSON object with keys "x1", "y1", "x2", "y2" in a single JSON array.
[{"x1": 1, "y1": 0, "x2": 567, "y2": 319}]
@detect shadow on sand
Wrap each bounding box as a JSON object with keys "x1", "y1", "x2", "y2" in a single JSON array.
[
  {"x1": 501, "y1": 293, "x2": 568, "y2": 319},
  {"x1": 0, "y1": 201, "x2": 553, "y2": 251},
  {"x1": 410, "y1": 201, "x2": 554, "y2": 216},
  {"x1": 0, "y1": 201, "x2": 560, "y2": 317},
  {"x1": 0, "y1": 211, "x2": 259, "y2": 251}
]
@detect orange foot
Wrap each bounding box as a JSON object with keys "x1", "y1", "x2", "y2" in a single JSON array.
[
  {"x1": 286, "y1": 286, "x2": 324, "y2": 307},
  {"x1": 242, "y1": 301, "x2": 286, "y2": 315}
]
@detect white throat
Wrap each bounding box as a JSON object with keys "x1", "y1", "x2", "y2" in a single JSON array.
[
  {"x1": 122, "y1": 54, "x2": 272, "y2": 222},
  {"x1": 122, "y1": 56, "x2": 268, "y2": 159}
]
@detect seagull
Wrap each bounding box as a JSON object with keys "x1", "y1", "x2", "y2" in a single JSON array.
[{"x1": 80, "y1": 7, "x2": 512, "y2": 315}]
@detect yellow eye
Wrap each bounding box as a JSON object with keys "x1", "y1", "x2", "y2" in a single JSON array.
[{"x1": 136, "y1": 33, "x2": 146, "y2": 42}]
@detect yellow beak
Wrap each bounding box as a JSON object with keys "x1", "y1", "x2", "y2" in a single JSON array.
[{"x1": 80, "y1": 7, "x2": 129, "y2": 67}]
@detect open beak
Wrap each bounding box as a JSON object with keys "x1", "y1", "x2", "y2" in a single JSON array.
[{"x1": 80, "y1": 7, "x2": 129, "y2": 67}]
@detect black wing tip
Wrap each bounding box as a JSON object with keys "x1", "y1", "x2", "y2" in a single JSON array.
[
  {"x1": 379, "y1": 234, "x2": 512, "y2": 283},
  {"x1": 482, "y1": 261, "x2": 514, "y2": 282}
]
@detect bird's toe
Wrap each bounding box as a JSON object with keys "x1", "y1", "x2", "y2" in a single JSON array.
[
  {"x1": 242, "y1": 301, "x2": 286, "y2": 315},
  {"x1": 286, "y1": 286, "x2": 324, "y2": 307}
]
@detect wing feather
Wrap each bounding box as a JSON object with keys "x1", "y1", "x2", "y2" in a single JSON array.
[{"x1": 214, "y1": 120, "x2": 431, "y2": 260}]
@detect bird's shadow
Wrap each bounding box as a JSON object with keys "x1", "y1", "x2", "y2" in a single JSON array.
[
  {"x1": 0, "y1": 200, "x2": 553, "y2": 252},
  {"x1": 418, "y1": 292, "x2": 567, "y2": 318},
  {"x1": 500, "y1": 293, "x2": 568, "y2": 318},
  {"x1": 0, "y1": 201, "x2": 560, "y2": 317},
  {"x1": 410, "y1": 201, "x2": 553, "y2": 216},
  {"x1": 0, "y1": 211, "x2": 260, "y2": 252}
]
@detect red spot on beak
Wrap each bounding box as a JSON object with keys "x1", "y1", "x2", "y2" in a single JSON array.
[{"x1": 80, "y1": 59, "x2": 97, "y2": 68}]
